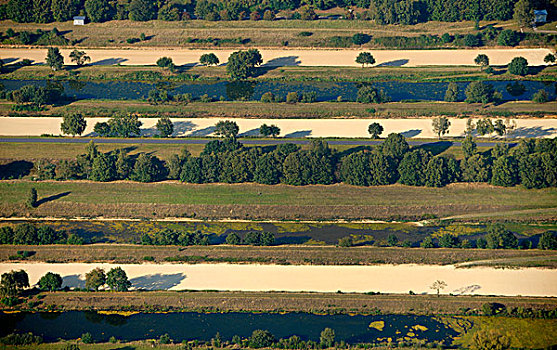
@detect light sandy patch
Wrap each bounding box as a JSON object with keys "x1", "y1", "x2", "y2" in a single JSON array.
[
  {"x1": 0, "y1": 48, "x2": 553, "y2": 67},
  {"x1": 1, "y1": 116, "x2": 556, "y2": 138},
  {"x1": 1, "y1": 262, "x2": 556, "y2": 296}
]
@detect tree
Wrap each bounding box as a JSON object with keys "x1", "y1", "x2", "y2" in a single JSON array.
[
  {"x1": 106, "y1": 267, "x2": 131, "y2": 291},
  {"x1": 90, "y1": 153, "x2": 116, "y2": 182},
  {"x1": 432, "y1": 117, "x2": 450, "y2": 139},
  {"x1": 493, "y1": 119, "x2": 506, "y2": 136},
  {"x1": 6, "y1": 0, "x2": 34, "y2": 23},
  {"x1": 0, "y1": 270, "x2": 29, "y2": 297},
  {"x1": 532, "y1": 90, "x2": 549, "y2": 103},
  {"x1": 249, "y1": 330, "x2": 275, "y2": 348},
  {"x1": 286, "y1": 92, "x2": 299, "y2": 104},
  {"x1": 338, "y1": 236, "x2": 353, "y2": 247},
  {"x1": 61, "y1": 113, "x2": 87, "y2": 136},
  {"x1": 226, "y1": 49, "x2": 262, "y2": 80},
  {"x1": 513, "y1": 0, "x2": 533, "y2": 29},
  {"x1": 93, "y1": 122, "x2": 111, "y2": 137},
  {"x1": 491, "y1": 156, "x2": 519, "y2": 187},
  {"x1": 69, "y1": 50, "x2": 91, "y2": 66},
  {"x1": 130, "y1": 153, "x2": 161, "y2": 182},
  {"x1": 462, "y1": 135, "x2": 477, "y2": 159},
  {"x1": 380, "y1": 133, "x2": 409, "y2": 160},
  {"x1": 465, "y1": 81, "x2": 497, "y2": 104},
  {"x1": 215, "y1": 120, "x2": 239, "y2": 139},
  {"x1": 27, "y1": 187, "x2": 38, "y2": 208},
  {"x1": 462, "y1": 154, "x2": 491, "y2": 182},
  {"x1": 507, "y1": 57, "x2": 528, "y2": 76},
  {"x1": 129, "y1": 0, "x2": 156, "y2": 21},
  {"x1": 485, "y1": 224, "x2": 518, "y2": 249},
  {"x1": 539, "y1": 231, "x2": 557, "y2": 250},
  {"x1": 156, "y1": 57, "x2": 175, "y2": 71},
  {"x1": 263, "y1": 9, "x2": 274, "y2": 21},
  {"x1": 38, "y1": 272, "x2": 62, "y2": 291},
  {"x1": 259, "y1": 124, "x2": 280, "y2": 138},
  {"x1": 81, "y1": 332, "x2": 94, "y2": 344},
  {"x1": 356, "y1": 85, "x2": 390, "y2": 104},
  {"x1": 474, "y1": 54, "x2": 489, "y2": 70},
  {"x1": 85, "y1": 268, "x2": 106, "y2": 291},
  {"x1": 46, "y1": 47, "x2": 63, "y2": 71},
  {"x1": 398, "y1": 149, "x2": 432, "y2": 186},
  {"x1": 107, "y1": 114, "x2": 142, "y2": 137},
  {"x1": 444, "y1": 82, "x2": 459, "y2": 102},
  {"x1": 200, "y1": 53, "x2": 219, "y2": 67},
  {"x1": 352, "y1": 33, "x2": 371, "y2": 45},
  {"x1": 51, "y1": 0, "x2": 81, "y2": 22},
  {"x1": 472, "y1": 329, "x2": 511, "y2": 350},
  {"x1": 544, "y1": 54, "x2": 556, "y2": 64},
  {"x1": 425, "y1": 156, "x2": 459, "y2": 187},
  {"x1": 254, "y1": 154, "x2": 281, "y2": 185},
  {"x1": 356, "y1": 52, "x2": 375, "y2": 67},
  {"x1": 84, "y1": 0, "x2": 114, "y2": 22},
  {"x1": 421, "y1": 236, "x2": 435, "y2": 248},
  {"x1": 476, "y1": 118, "x2": 494, "y2": 136},
  {"x1": 430, "y1": 280, "x2": 447, "y2": 297},
  {"x1": 298, "y1": 5, "x2": 317, "y2": 20},
  {"x1": 497, "y1": 30, "x2": 519, "y2": 46},
  {"x1": 387, "y1": 234, "x2": 398, "y2": 246},
  {"x1": 367, "y1": 122, "x2": 383, "y2": 139},
  {"x1": 320, "y1": 328, "x2": 335, "y2": 348},
  {"x1": 156, "y1": 117, "x2": 173, "y2": 137},
  {"x1": 225, "y1": 232, "x2": 241, "y2": 245}
]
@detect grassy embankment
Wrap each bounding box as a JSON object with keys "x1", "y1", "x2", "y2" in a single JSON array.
[
  {"x1": 0, "y1": 19, "x2": 549, "y2": 49},
  {"x1": 1, "y1": 244, "x2": 556, "y2": 267},
  {"x1": 0, "y1": 181, "x2": 555, "y2": 221}
]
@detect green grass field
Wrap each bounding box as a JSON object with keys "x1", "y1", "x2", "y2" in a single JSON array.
[{"x1": 0, "y1": 181, "x2": 555, "y2": 221}]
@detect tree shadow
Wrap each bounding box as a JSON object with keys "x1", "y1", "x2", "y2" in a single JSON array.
[
  {"x1": 36, "y1": 191, "x2": 71, "y2": 207},
  {"x1": 415, "y1": 141, "x2": 453, "y2": 156},
  {"x1": 0, "y1": 160, "x2": 34, "y2": 179},
  {"x1": 254, "y1": 56, "x2": 301, "y2": 77},
  {"x1": 376, "y1": 59, "x2": 409, "y2": 67},
  {"x1": 189, "y1": 126, "x2": 216, "y2": 137},
  {"x1": 284, "y1": 130, "x2": 312, "y2": 138},
  {"x1": 400, "y1": 129, "x2": 421, "y2": 138},
  {"x1": 239, "y1": 128, "x2": 261, "y2": 137},
  {"x1": 130, "y1": 273, "x2": 186, "y2": 290},
  {"x1": 62, "y1": 274, "x2": 86, "y2": 289},
  {"x1": 92, "y1": 58, "x2": 128, "y2": 66},
  {"x1": 452, "y1": 284, "x2": 481, "y2": 295},
  {"x1": 336, "y1": 145, "x2": 374, "y2": 158},
  {"x1": 512, "y1": 126, "x2": 557, "y2": 138}
]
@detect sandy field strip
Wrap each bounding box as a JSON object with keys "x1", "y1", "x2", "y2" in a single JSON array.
[
  {"x1": 0, "y1": 48, "x2": 553, "y2": 67},
  {"x1": 0, "y1": 116, "x2": 556, "y2": 138},
  {"x1": 1, "y1": 262, "x2": 555, "y2": 297}
]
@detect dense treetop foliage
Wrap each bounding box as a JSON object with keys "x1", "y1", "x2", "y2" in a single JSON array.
[{"x1": 3, "y1": 0, "x2": 554, "y2": 25}]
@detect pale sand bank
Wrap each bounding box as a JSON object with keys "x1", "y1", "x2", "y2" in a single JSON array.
[
  {"x1": 1, "y1": 262, "x2": 556, "y2": 297},
  {"x1": 1, "y1": 117, "x2": 556, "y2": 138},
  {"x1": 0, "y1": 48, "x2": 553, "y2": 67}
]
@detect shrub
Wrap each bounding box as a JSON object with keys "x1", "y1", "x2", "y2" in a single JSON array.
[
  {"x1": 497, "y1": 30, "x2": 519, "y2": 46},
  {"x1": 352, "y1": 33, "x2": 371, "y2": 45},
  {"x1": 81, "y1": 332, "x2": 93, "y2": 344},
  {"x1": 286, "y1": 92, "x2": 299, "y2": 104},
  {"x1": 532, "y1": 90, "x2": 549, "y2": 103},
  {"x1": 260, "y1": 92, "x2": 274, "y2": 103}
]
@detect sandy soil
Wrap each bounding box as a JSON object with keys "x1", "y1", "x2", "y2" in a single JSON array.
[
  {"x1": 0, "y1": 48, "x2": 553, "y2": 67},
  {"x1": 1, "y1": 262, "x2": 555, "y2": 296},
  {"x1": 0, "y1": 116, "x2": 556, "y2": 138}
]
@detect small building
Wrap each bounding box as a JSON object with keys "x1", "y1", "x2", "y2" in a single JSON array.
[
  {"x1": 534, "y1": 10, "x2": 547, "y2": 23},
  {"x1": 73, "y1": 16, "x2": 86, "y2": 25}
]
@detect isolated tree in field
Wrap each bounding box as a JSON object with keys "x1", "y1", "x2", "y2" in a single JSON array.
[
  {"x1": 320, "y1": 328, "x2": 335, "y2": 348},
  {"x1": 356, "y1": 52, "x2": 375, "y2": 67},
  {"x1": 106, "y1": 267, "x2": 131, "y2": 292},
  {"x1": 226, "y1": 49, "x2": 262, "y2": 80},
  {"x1": 69, "y1": 50, "x2": 91, "y2": 67},
  {"x1": 199, "y1": 53, "x2": 219, "y2": 67},
  {"x1": 474, "y1": 54, "x2": 489, "y2": 70},
  {"x1": 472, "y1": 329, "x2": 511, "y2": 350},
  {"x1": 39, "y1": 272, "x2": 62, "y2": 292},
  {"x1": 539, "y1": 231, "x2": 557, "y2": 250},
  {"x1": 46, "y1": 47, "x2": 64, "y2": 71},
  {"x1": 61, "y1": 113, "x2": 87, "y2": 136},
  {"x1": 108, "y1": 114, "x2": 142, "y2": 137},
  {"x1": 493, "y1": 119, "x2": 506, "y2": 137},
  {"x1": 432, "y1": 116, "x2": 450, "y2": 139},
  {"x1": 259, "y1": 124, "x2": 280, "y2": 138},
  {"x1": 367, "y1": 122, "x2": 383, "y2": 139},
  {"x1": 85, "y1": 268, "x2": 106, "y2": 291},
  {"x1": 0, "y1": 270, "x2": 29, "y2": 297},
  {"x1": 508, "y1": 57, "x2": 528, "y2": 76},
  {"x1": 156, "y1": 56, "x2": 175, "y2": 71},
  {"x1": 156, "y1": 117, "x2": 173, "y2": 137},
  {"x1": 444, "y1": 82, "x2": 459, "y2": 102},
  {"x1": 513, "y1": 0, "x2": 534, "y2": 29},
  {"x1": 215, "y1": 120, "x2": 239, "y2": 139},
  {"x1": 27, "y1": 187, "x2": 38, "y2": 208},
  {"x1": 465, "y1": 81, "x2": 497, "y2": 104},
  {"x1": 544, "y1": 54, "x2": 556, "y2": 64},
  {"x1": 430, "y1": 280, "x2": 447, "y2": 297}
]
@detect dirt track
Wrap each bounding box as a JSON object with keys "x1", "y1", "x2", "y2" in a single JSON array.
[
  {"x1": 1, "y1": 116, "x2": 556, "y2": 138},
  {"x1": 1, "y1": 47, "x2": 553, "y2": 67}
]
